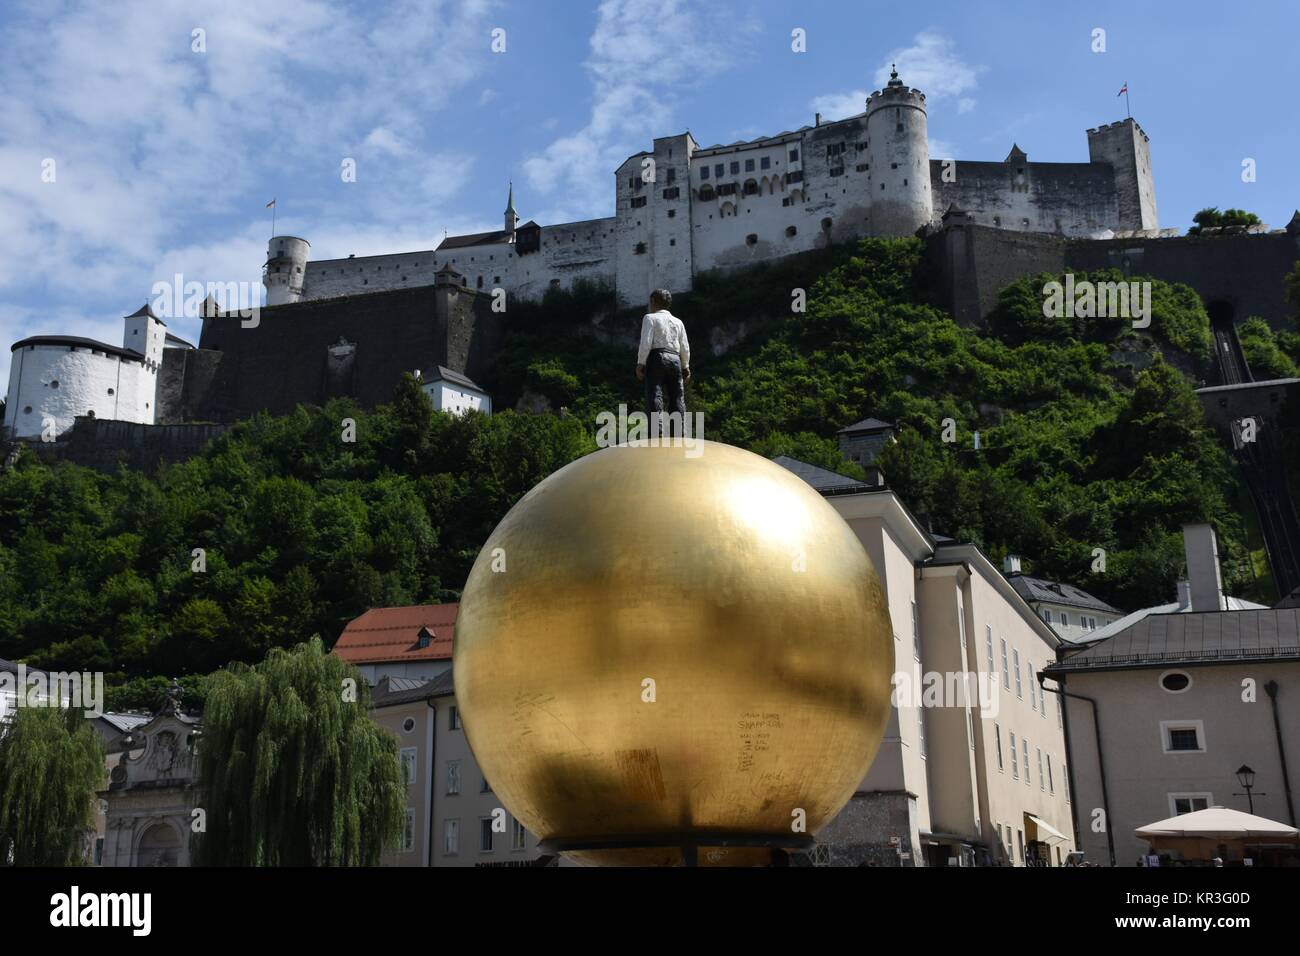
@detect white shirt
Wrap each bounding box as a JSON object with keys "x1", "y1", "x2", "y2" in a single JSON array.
[{"x1": 636, "y1": 310, "x2": 690, "y2": 370}]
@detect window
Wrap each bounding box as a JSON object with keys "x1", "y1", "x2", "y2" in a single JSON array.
[
  {"x1": 746, "y1": 234, "x2": 758, "y2": 246},
  {"x1": 634, "y1": 242, "x2": 647, "y2": 255},
  {"x1": 399, "y1": 748, "x2": 416, "y2": 786},
  {"x1": 444, "y1": 819, "x2": 459, "y2": 855},
  {"x1": 730, "y1": 161, "x2": 740, "y2": 174},
  {"x1": 107, "y1": 387, "x2": 115, "y2": 395},
  {"x1": 742, "y1": 179, "x2": 758, "y2": 196},
  {"x1": 1064, "y1": 763, "x2": 1071, "y2": 803},
  {"x1": 481, "y1": 775, "x2": 492, "y2": 794},
  {"x1": 716, "y1": 182, "x2": 736, "y2": 196},
  {"x1": 401, "y1": 809, "x2": 416, "y2": 852},
  {"x1": 785, "y1": 225, "x2": 797, "y2": 237},
  {"x1": 446, "y1": 760, "x2": 461, "y2": 794},
  {"x1": 1013, "y1": 649, "x2": 1022, "y2": 698},
  {"x1": 480, "y1": 818, "x2": 494, "y2": 852},
  {"x1": 662, "y1": 187, "x2": 679, "y2": 200},
  {"x1": 1029, "y1": 661, "x2": 1036, "y2": 711},
  {"x1": 1047, "y1": 754, "x2": 1054, "y2": 793},
  {"x1": 1059, "y1": 612, "x2": 1069, "y2": 627},
  {"x1": 986, "y1": 626, "x2": 994, "y2": 675},
  {"x1": 1162, "y1": 722, "x2": 1204, "y2": 753},
  {"x1": 1000, "y1": 640, "x2": 1010, "y2": 689},
  {"x1": 449, "y1": 705, "x2": 460, "y2": 730},
  {"x1": 1022, "y1": 739, "x2": 1030, "y2": 786},
  {"x1": 1038, "y1": 677, "x2": 1046, "y2": 716},
  {"x1": 918, "y1": 708, "x2": 926, "y2": 758},
  {"x1": 50, "y1": 380, "x2": 59, "y2": 389},
  {"x1": 700, "y1": 166, "x2": 710, "y2": 180},
  {"x1": 789, "y1": 148, "x2": 799, "y2": 162},
  {"x1": 1016, "y1": 829, "x2": 1024, "y2": 865},
  {"x1": 1036, "y1": 748, "x2": 1044, "y2": 790},
  {"x1": 1170, "y1": 793, "x2": 1212, "y2": 816},
  {"x1": 1041, "y1": 609, "x2": 1052, "y2": 624},
  {"x1": 714, "y1": 164, "x2": 724, "y2": 178},
  {"x1": 511, "y1": 817, "x2": 527, "y2": 850},
  {"x1": 785, "y1": 170, "x2": 802, "y2": 184},
  {"x1": 995, "y1": 724, "x2": 1004, "y2": 770},
  {"x1": 829, "y1": 166, "x2": 844, "y2": 177},
  {"x1": 760, "y1": 156, "x2": 771, "y2": 170},
  {"x1": 911, "y1": 602, "x2": 920, "y2": 660},
  {"x1": 744, "y1": 159, "x2": 755, "y2": 172},
  {"x1": 1010, "y1": 732, "x2": 1018, "y2": 778},
  {"x1": 666, "y1": 167, "x2": 676, "y2": 183},
  {"x1": 1160, "y1": 671, "x2": 1192, "y2": 693},
  {"x1": 630, "y1": 196, "x2": 647, "y2": 208}
]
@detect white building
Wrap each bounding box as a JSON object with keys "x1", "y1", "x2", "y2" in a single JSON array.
[
  {"x1": 260, "y1": 69, "x2": 1155, "y2": 309},
  {"x1": 3, "y1": 303, "x2": 188, "y2": 440},
  {"x1": 1001, "y1": 556, "x2": 1124, "y2": 643},
  {"x1": 419, "y1": 366, "x2": 491, "y2": 417}
]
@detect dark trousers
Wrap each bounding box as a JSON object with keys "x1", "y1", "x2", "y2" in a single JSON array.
[{"x1": 644, "y1": 348, "x2": 685, "y2": 435}]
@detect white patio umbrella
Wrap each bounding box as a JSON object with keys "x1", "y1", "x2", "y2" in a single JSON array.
[{"x1": 1136, "y1": 806, "x2": 1298, "y2": 841}]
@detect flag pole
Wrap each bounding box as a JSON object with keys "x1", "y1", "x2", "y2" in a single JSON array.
[{"x1": 1125, "y1": 82, "x2": 1131, "y2": 119}]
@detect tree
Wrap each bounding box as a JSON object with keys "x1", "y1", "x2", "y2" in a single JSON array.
[
  {"x1": 1188, "y1": 207, "x2": 1261, "y2": 235},
  {"x1": 0, "y1": 706, "x2": 105, "y2": 866},
  {"x1": 194, "y1": 638, "x2": 404, "y2": 865}
]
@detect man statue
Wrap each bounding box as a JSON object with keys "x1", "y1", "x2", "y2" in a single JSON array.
[{"x1": 634, "y1": 289, "x2": 690, "y2": 434}]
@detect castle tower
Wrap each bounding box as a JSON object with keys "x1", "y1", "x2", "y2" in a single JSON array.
[
  {"x1": 865, "y1": 66, "x2": 933, "y2": 236},
  {"x1": 1087, "y1": 119, "x2": 1157, "y2": 232},
  {"x1": 123, "y1": 302, "x2": 166, "y2": 371},
  {"x1": 263, "y1": 235, "x2": 311, "y2": 306},
  {"x1": 504, "y1": 182, "x2": 518, "y2": 237}
]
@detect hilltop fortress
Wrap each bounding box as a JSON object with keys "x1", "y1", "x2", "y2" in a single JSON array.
[
  {"x1": 7, "y1": 68, "x2": 1300, "y2": 454},
  {"x1": 265, "y1": 68, "x2": 1160, "y2": 310}
]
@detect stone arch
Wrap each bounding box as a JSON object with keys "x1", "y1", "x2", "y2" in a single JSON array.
[
  {"x1": 719, "y1": 201, "x2": 736, "y2": 218},
  {"x1": 132, "y1": 817, "x2": 186, "y2": 867}
]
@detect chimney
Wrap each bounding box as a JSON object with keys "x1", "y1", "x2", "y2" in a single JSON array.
[
  {"x1": 1003, "y1": 554, "x2": 1022, "y2": 575},
  {"x1": 1176, "y1": 580, "x2": 1192, "y2": 610},
  {"x1": 1182, "y1": 524, "x2": 1225, "y2": 612}
]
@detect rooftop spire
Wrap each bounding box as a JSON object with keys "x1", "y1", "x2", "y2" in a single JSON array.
[
  {"x1": 887, "y1": 64, "x2": 903, "y2": 87},
  {"x1": 505, "y1": 181, "x2": 517, "y2": 216}
]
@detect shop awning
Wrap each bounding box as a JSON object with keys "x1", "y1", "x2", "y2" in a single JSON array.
[
  {"x1": 1135, "y1": 806, "x2": 1298, "y2": 841},
  {"x1": 1025, "y1": 812, "x2": 1069, "y2": 843}
]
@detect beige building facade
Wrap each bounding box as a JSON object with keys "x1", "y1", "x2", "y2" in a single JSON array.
[{"x1": 777, "y1": 458, "x2": 1077, "y2": 866}]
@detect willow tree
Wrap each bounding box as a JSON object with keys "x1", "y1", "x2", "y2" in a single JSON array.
[
  {"x1": 0, "y1": 706, "x2": 105, "y2": 866},
  {"x1": 195, "y1": 638, "x2": 404, "y2": 865}
]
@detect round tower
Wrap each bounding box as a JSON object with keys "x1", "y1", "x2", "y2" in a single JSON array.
[
  {"x1": 865, "y1": 66, "x2": 932, "y2": 236},
  {"x1": 263, "y1": 235, "x2": 310, "y2": 306}
]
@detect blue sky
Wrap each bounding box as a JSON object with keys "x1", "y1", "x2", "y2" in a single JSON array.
[{"x1": 1, "y1": 0, "x2": 1297, "y2": 388}]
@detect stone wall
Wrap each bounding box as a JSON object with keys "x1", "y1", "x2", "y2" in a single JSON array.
[
  {"x1": 816, "y1": 790, "x2": 921, "y2": 866},
  {"x1": 18, "y1": 417, "x2": 230, "y2": 473},
  {"x1": 930, "y1": 221, "x2": 1300, "y2": 329}
]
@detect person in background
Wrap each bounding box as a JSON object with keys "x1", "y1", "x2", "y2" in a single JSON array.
[{"x1": 635, "y1": 288, "x2": 690, "y2": 434}]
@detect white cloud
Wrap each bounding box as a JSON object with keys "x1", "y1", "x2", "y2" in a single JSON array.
[
  {"x1": 0, "y1": 0, "x2": 500, "y2": 388},
  {"x1": 810, "y1": 32, "x2": 984, "y2": 130},
  {"x1": 523, "y1": 0, "x2": 750, "y2": 221},
  {"x1": 874, "y1": 33, "x2": 983, "y2": 104}
]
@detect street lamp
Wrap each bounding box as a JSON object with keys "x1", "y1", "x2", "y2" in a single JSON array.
[{"x1": 1233, "y1": 764, "x2": 1265, "y2": 814}]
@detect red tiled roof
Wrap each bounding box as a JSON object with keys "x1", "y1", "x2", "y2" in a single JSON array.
[{"x1": 331, "y1": 604, "x2": 457, "y2": 664}]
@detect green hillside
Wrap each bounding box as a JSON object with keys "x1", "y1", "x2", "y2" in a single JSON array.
[{"x1": 0, "y1": 237, "x2": 1271, "y2": 700}]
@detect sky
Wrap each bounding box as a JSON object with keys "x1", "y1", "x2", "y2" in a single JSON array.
[{"x1": 1, "y1": 0, "x2": 1297, "y2": 389}]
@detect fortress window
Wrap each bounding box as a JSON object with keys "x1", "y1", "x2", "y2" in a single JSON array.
[
  {"x1": 476, "y1": 276, "x2": 483, "y2": 288},
  {"x1": 761, "y1": 157, "x2": 770, "y2": 170},
  {"x1": 784, "y1": 171, "x2": 802, "y2": 185},
  {"x1": 666, "y1": 168, "x2": 676, "y2": 183},
  {"x1": 634, "y1": 242, "x2": 647, "y2": 255},
  {"x1": 821, "y1": 217, "x2": 832, "y2": 232},
  {"x1": 786, "y1": 226, "x2": 797, "y2": 237},
  {"x1": 856, "y1": 163, "x2": 869, "y2": 172},
  {"x1": 745, "y1": 159, "x2": 755, "y2": 172},
  {"x1": 669, "y1": 239, "x2": 675, "y2": 246},
  {"x1": 631, "y1": 196, "x2": 647, "y2": 208},
  {"x1": 700, "y1": 167, "x2": 710, "y2": 180},
  {"x1": 730, "y1": 161, "x2": 740, "y2": 174},
  {"x1": 1022, "y1": 218, "x2": 1030, "y2": 228},
  {"x1": 23, "y1": 406, "x2": 31, "y2": 414},
  {"x1": 50, "y1": 380, "x2": 59, "y2": 388},
  {"x1": 903, "y1": 178, "x2": 908, "y2": 186},
  {"x1": 494, "y1": 276, "x2": 500, "y2": 283},
  {"x1": 743, "y1": 180, "x2": 758, "y2": 196},
  {"x1": 699, "y1": 186, "x2": 715, "y2": 201},
  {"x1": 896, "y1": 123, "x2": 904, "y2": 133},
  {"x1": 86, "y1": 410, "x2": 95, "y2": 418},
  {"x1": 830, "y1": 166, "x2": 844, "y2": 177},
  {"x1": 667, "y1": 209, "x2": 676, "y2": 218},
  {"x1": 789, "y1": 148, "x2": 798, "y2": 161},
  {"x1": 107, "y1": 388, "x2": 114, "y2": 395},
  {"x1": 746, "y1": 234, "x2": 757, "y2": 246},
  {"x1": 663, "y1": 187, "x2": 680, "y2": 199},
  {"x1": 993, "y1": 216, "x2": 1001, "y2": 227},
  {"x1": 891, "y1": 163, "x2": 898, "y2": 169},
  {"x1": 714, "y1": 164, "x2": 723, "y2": 177}
]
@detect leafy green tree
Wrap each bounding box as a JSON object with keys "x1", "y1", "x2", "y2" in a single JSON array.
[
  {"x1": 0, "y1": 706, "x2": 105, "y2": 866},
  {"x1": 194, "y1": 638, "x2": 404, "y2": 866},
  {"x1": 1188, "y1": 207, "x2": 1261, "y2": 234}
]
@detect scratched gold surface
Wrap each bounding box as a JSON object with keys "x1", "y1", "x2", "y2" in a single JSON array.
[{"x1": 453, "y1": 440, "x2": 893, "y2": 865}]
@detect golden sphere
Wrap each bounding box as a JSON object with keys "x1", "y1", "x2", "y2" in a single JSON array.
[{"x1": 454, "y1": 440, "x2": 893, "y2": 865}]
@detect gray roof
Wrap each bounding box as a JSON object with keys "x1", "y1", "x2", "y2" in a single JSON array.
[
  {"x1": 371, "y1": 670, "x2": 455, "y2": 708},
  {"x1": 771, "y1": 455, "x2": 877, "y2": 495},
  {"x1": 1006, "y1": 573, "x2": 1121, "y2": 614},
  {"x1": 97, "y1": 712, "x2": 151, "y2": 733},
  {"x1": 1047, "y1": 607, "x2": 1300, "y2": 672},
  {"x1": 427, "y1": 365, "x2": 484, "y2": 391},
  {"x1": 837, "y1": 417, "x2": 895, "y2": 435},
  {"x1": 10, "y1": 335, "x2": 146, "y2": 363}
]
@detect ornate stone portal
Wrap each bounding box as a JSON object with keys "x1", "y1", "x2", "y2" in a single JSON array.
[{"x1": 100, "y1": 681, "x2": 202, "y2": 867}]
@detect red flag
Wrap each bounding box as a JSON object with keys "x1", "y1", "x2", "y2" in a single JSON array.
[
  {"x1": 266, "y1": 198, "x2": 276, "y2": 208},
  {"x1": 1117, "y1": 83, "x2": 1127, "y2": 96}
]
